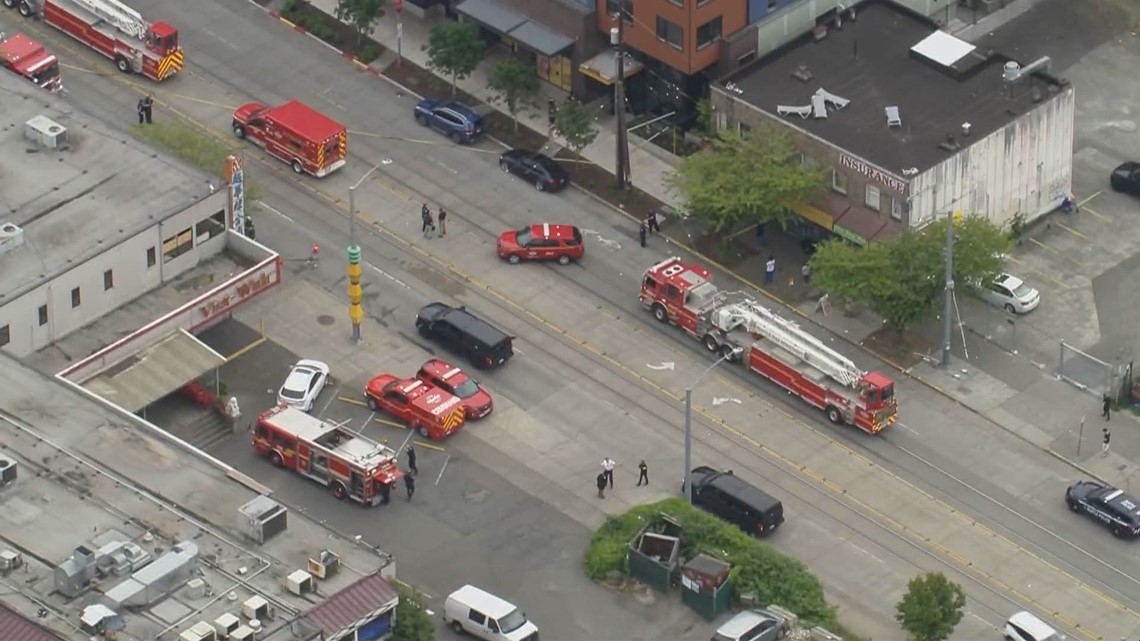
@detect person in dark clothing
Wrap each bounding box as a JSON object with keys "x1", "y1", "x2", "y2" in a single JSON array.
[
  {"x1": 137, "y1": 99, "x2": 146, "y2": 125},
  {"x1": 404, "y1": 472, "x2": 416, "y2": 501},
  {"x1": 639, "y1": 221, "x2": 647, "y2": 247},
  {"x1": 421, "y1": 206, "x2": 435, "y2": 237},
  {"x1": 596, "y1": 472, "x2": 608, "y2": 499},
  {"x1": 646, "y1": 210, "x2": 660, "y2": 233},
  {"x1": 142, "y1": 96, "x2": 154, "y2": 124},
  {"x1": 438, "y1": 208, "x2": 447, "y2": 237},
  {"x1": 548, "y1": 98, "x2": 557, "y2": 128},
  {"x1": 1103, "y1": 394, "x2": 1112, "y2": 420},
  {"x1": 636, "y1": 460, "x2": 649, "y2": 486},
  {"x1": 380, "y1": 481, "x2": 391, "y2": 505},
  {"x1": 406, "y1": 445, "x2": 418, "y2": 476},
  {"x1": 1102, "y1": 427, "x2": 1111, "y2": 457}
]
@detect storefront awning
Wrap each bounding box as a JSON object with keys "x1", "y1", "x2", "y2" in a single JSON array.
[
  {"x1": 833, "y1": 209, "x2": 890, "y2": 247},
  {"x1": 579, "y1": 49, "x2": 644, "y2": 85},
  {"x1": 509, "y1": 21, "x2": 574, "y2": 57},
  {"x1": 455, "y1": 0, "x2": 526, "y2": 34},
  {"x1": 80, "y1": 329, "x2": 226, "y2": 412}
]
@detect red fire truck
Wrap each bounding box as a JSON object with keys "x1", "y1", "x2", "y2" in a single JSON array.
[
  {"x1": 232, "y1": 99, "x2": 348, "y2": 177},
  {"x1": 364, "y1": 374, "x2": 466, "y2": 440},
  {"x1": 11, "y1": 0, "x2": 183, "y2": 82},
  {"x1": 0, "y1": 31, "x2": 61, "y2": 91},
  {"x1": 254, "y1": 405, "x2": 402, "y2": 506},
  {"x1": 639, "y1": 257, "x2": 898, "y2": 434}
]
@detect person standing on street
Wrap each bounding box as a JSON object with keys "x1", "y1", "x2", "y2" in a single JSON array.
[
  {"x1": 421, "y1": 205, "x2": 435, "y2": 238},
  {"x1": 639, "y1": 221, "x2": 648, "y2": 247},
  {"x1": 404, "y1": 471, "x2": 416, "y2": 501},
  {"x1": 765, "y1": 256, "x2": 776, "y2": 285},
  {"x1": 137, "y1": 98, "x2": 146, "y2": 125},
  {"x1": 596, "y1": 472, "x2": 608, "y2": 498},
  {"x1": 380, "y1": 481, "x2": 391, "y2": 505},
  {"x1": 636, "y1": 460, "x2": 649, "y2": 486},
  {"x1": 438, "y1": 208, "x2": 447, "y2": 237},
  {"x1": 1102, "y1": 394, "x2": 1112, "y2": 420},
  {"x1": 1102, "y1": 427, "x2": 1111, "y2": 457},
  {"x1": 801, "y1": 263, "x2": 812, "y2": 285},
  {"x1": 601, "y1": 457, "x2": 616, "y2": 489},
  {"x1": 406, "y1": 444, "x2": 418, "y2": 476},
  {"x1": 646, "y1": 210, "x2": 660, "y2": 234},
  {"x1": 142, "y1": 96, "x2": 154, "y2": 124}
]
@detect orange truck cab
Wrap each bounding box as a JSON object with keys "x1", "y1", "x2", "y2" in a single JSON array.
[
  {"x1": 232, "y1": 99, "x2": 347, "y2": 177},
  {"x1": 365, "y1": 374, "x2": 466, "y2": 440},
  {"x1": 0, "y1": 32, "x2": 62, "y2": 91}
]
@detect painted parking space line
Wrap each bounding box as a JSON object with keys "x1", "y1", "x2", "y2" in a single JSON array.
[
  {"x1": 1053, "y1": 221, "x2": 1087, "y2": 240},
  {"x1": 315, "y1": 384, "x2": 341, "y2": 419},
  {"x1": 339, "y1": 395, "x2": 368, "y2": 407},
  {"x1": 1077, "y1": 189, "x2": 1103, "y2": 208},
  {"x1": 415, "y1": 440, "x2": 445, "y2": 452},
  {"x1": 435, "y1": 454, "x2": 451, "y2": 485},
  {"x1": 1004, "y1": 256, "x2": 1073, "y2": 290},
  {"x1": 1080, "y1": 205, "x2": 1113, "y2": 223}
]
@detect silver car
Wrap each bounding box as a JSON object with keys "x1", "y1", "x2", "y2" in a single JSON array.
[
  {"x1": 713, "y1": 608, "x2": 787, "y2": 641},
  {"x1": 277, "y1": 359, "x2": 330, "y2": 412},
  {"x1": 979, "y1": 272, "x2": 1040, "y2": 314}
]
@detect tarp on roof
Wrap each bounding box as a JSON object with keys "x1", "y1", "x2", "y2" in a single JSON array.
[
  {"x1": 303, "y1": 572, "x2": 399, "y2": 637},
  {"x1": 80, "y1": 329, "x2": 226, "y2": 412}
]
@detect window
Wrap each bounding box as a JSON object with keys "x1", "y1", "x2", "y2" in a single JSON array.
[
  {"x1": 667, "y1": 0, "x2": 682, "y2": 6},
  {"x1": 656, "y1": 17, "x2": 683, "y2": 49},
  {"x1": 738, "y1": 51, "x2": 757, "y2": 66},
  {"x1": 468, "y1": 611, "x2": 487, "y2": 625},
  {"x1": 698, "y1": 0, "x2": 713, "y2": 6},
  {"x1": 800, "y1": 153, "x2": 817, "y2": 168},
  {"x1": 767, "y1": 0, "x2": 778, "y2": 9},
  {"x1": 195, "y1": 209, "x2": 227, "y2": 243},
  {"x1": 831, "y1": 170, "x2": 848, "y2": 194},
  {"x1": 38, "y1": 305, "x2": 48, "y2": 327},
  {"x1": 891, "y1": 197, "x2": 904, "y2": 220},
  {"x1": 606, "y1": 0, "x2": 632, "y2": 20},
  {"x1": 738, "y1": 121, "x2": 752, "y2": 135},
  {"x1": 697, "y1": 17, "x2": 722, "y2": 49},
  {"x1": 103, "y1": 269, "x2": 114, "y2": 291},
  {"x1": 71, "y1": 287, "x2": 81, "y2": 308},
  {"x1": 162, "y1": 226, "x2": 194, "y2": 263},
  {"x1": 0, "y1": 324, "x2": 8, "y2": 348},
  {"x1": 146, "y1": 246, "x2": 157, "y2": 268},
  {"x1": 865, "y1": 184, "x2": 881, "y2": 211}
]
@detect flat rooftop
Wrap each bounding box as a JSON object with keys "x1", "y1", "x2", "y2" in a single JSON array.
[
  {"x1": 0, "y1": 353, "x2": 393, "y2": 641},
  {"x1": 0, "y1": 70, "x2": 213, "y2": 302},
  {"x1": 722, "y1": 0, "x2": 1068, "y2": 174}
]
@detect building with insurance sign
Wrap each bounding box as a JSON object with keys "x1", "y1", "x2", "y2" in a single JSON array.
[{"x1": 709, "y1": 0, "x2": 1074, "y2": 246}]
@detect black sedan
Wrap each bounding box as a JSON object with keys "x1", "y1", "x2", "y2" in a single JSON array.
[
  {"x1": 1066, "y1": 480, "x2": 1140, "y2": 538},
  {"x1": 1110, "y1": 161, "x2": 1140, "y2": 196},
  {"x1": 499, "y1": 149, "x2": 569, "y2": 193}
]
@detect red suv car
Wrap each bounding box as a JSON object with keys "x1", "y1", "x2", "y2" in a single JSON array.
[
  {"x1": 415, "y1": 358, "x2": 493, "y2": 419},
  {"x1": 497, "y1": 224, "x2": 584, "y2": 265}
]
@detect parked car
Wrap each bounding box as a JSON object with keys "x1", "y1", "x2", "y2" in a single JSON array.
[
  {"x1": 712, "y1": 608, "x2": 788, "y2": 641},
  {"x1": 1066, "y1": 480, "x2": 1140, "y2": 538},
  {"x1": 1003, "y1": 611, "x2": 1063, "y2": 641},
  {"x1": 277, "y1": 359, "x2": 330, "y2": 412},
  {"x1": 977, "y1": 273, "x2": 1040, "y2": 314},
  {"x1": 497, "y1": 223, "x2": 584, "y2": 265},
  {"x1": 416, "y1": 302, "x2": 514, "y2": 369},
  {"x1": 442, "y1": 585, "x2": 539, "y2": 641},
  {"x1": 1109, "y1": 161, "x2": 1140, "y2": 196},
  {"x1": 413, "y1": 99, "x2": 484, "y2": 143},
  {"x1": 687, "y1": 466, "x2": 785, "y2": 536},
  {"x1": 416, "y1": 358, "x2": 493, "y2": 419},
  {"x1": 499, "y1": 149, "x2": 569, "y2": 192}
]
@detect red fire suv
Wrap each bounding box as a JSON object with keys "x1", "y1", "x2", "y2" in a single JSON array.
[
  {"x1": 415, "y1": 359, "x2": 493, "y2": 420},
  {"x1": 364, "y1": 374, "x2": 466, "y2": 440}
]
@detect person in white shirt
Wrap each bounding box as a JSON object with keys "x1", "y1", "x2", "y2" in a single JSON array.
[{"x1": 601, "y1": 457, "x2": 616, "y2": 489}]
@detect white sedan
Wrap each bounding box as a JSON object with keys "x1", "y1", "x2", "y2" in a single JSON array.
[
  {"x1": 277, "y1": 359, "x2": 331, "y2": 412},
  {"x1": 978, "y1": 273, "x2": 1040, "y2": 314}
]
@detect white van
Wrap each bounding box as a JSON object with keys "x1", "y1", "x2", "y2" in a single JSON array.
[
  {"x1": 443, "y1": 585, "x2": 539, "y2": 641},
  {"x1": 1004, "y1": 611, "x2": 1064, "y2": 641}
]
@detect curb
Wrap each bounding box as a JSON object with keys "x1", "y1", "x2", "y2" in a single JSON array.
[{"x1": 252, "y1": 1, "x2": 1111, "y2": 486}]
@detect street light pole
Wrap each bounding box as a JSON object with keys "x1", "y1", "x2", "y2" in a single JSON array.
[
  {"x1": 346, "y1": 165, "x2": 383, "y2": 344},
  {"x1": 612, "y1": 4, "x2": 631, "y2": 190},
  {"x1": 683, "y1": 350, "x2": 740, "y2": 504},
  {"x1": 941, "y1": 210, "x2": 954, "y2": 367}
]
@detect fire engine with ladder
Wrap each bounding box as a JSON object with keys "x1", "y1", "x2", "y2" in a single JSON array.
[
  {"x1": 9, "y1": 0, "x2": 184, "y2": 81},
  {"x1": 254, "y1": 405, "x2": 402, "y2": 506},
  {"x1": 640, "y1": 257, "x2": 898, "y2": 433}
]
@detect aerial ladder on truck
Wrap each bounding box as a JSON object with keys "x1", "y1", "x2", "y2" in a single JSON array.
[
  {"x1": 72, "y1": 0, "x2": 148, "y2": 40},
  {"x1": 713, "y1": 299, "x2": 866, "y2": 387}
]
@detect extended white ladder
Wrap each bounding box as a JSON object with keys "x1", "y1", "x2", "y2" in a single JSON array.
[
  {"x1": 72, "y1": 0, "x2": 147, "y2": 40},
  {"x1": 719, "y1": 299, "x2": 865, "y2": 387}
]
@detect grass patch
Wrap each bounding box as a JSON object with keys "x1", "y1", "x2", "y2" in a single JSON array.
[{"x1": 132, "y1": 121, "x2": 262, "y2": 205}]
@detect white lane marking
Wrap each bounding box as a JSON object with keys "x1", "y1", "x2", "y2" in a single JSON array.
[
  {"x1": 259, "y1": 200, "x2": 295, "y2": 223},
  {"x1": 367, "y1": 263, "x2": 409, "y2": 289},
  {"x1": 435, "y1": 455, "x2": 451, "y2": 485},
  {"x1": 316, "y1": 384, "x2": 340, "y2": 419},
  {"x1": 427, "y1": 155, "x2": 458, "y2": 175},
  {"x1": 361, "y1": 411, "x2": 376, "y2": 433},
  {"x1": 581, "y1": 228, "x2": 622, "y2": 250}
]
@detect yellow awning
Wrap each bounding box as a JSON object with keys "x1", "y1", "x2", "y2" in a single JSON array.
[
  {"x1": 579, "y1": 49, "x2": 644, "y2": 86},
  {"x1": 793, "y1": 202, "x2": 834, "y2": 230}
]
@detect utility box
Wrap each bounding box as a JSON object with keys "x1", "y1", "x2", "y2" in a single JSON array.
[
  {"x1": 680, "y1": 554, "x2": 732, "y2": 620},
  {"x1": 237, "y1": 496, "x2": 287, "y2": 544}
]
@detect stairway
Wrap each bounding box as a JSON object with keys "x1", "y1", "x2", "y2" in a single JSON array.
[{"x1": 165, "y1": 411, "x2": 233, "y2": 452}]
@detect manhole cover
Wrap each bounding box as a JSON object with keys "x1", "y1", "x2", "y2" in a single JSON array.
[{"x1": 317, "y1": 314, "x2": 336, "y2": 326}]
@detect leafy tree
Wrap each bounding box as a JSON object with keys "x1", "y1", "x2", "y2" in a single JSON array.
[
  {"x1": 666, "y1": 128, "x2": 823, "y2": 235},
  {"x1": 921, "y1": 215, "x2": 1009, "y2": 290},
  {"x1": 423, "y1": 22, "x2": 485, "y2": 97},
  {"x1": 554, "y1": 99, "x2": 598, "y2": 154},
  {"x1": 334, "y1": 0, "x2": 384, "y2": 48},
  {"x1": 488, "y1": 58, "x2": 540, "y2": 133},
  {"x1": 895, "y1": 572, "x2": 966, "y2": 641},
  {"x1": 694, "y1": 97, "x2": 713, "y2": 136},
  {"x1": 391, "y1": 585, "x2": 434, "y2": 641}
]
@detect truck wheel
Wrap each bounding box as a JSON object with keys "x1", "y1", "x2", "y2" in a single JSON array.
[
  {"x1": 703, "y1": 335, "x2": 719, "y2": 353},
  {"x1": 3, "y1": 0, "x2": 16, "y2": 9},
  {"x1": 721, "y1": 344, "x2": 738, "y2": 360},
  {"x1": 508, "y1": 254, "x2": 520, "y2": 265},
  {"x1": 270, "y1": 451, "x2": 283, "y2": 467},
  {"x1": 232, "y1": 123, "x2": 246, "y2": 139},
  {"x1": 17, "y1": 1, "x2": 32, "y2": 16},
  {"x1": 115, "y1": 56, "x2": 131, "y2": 73},
  {"x1": 330, "y1": 482, "x2": 348, "y2": 501},
  {"x1": 652, "y1": 304, "x2": 669, "y2": 323},
  {"x1": 450, "y1": 621, "x2": 464, "y2": 635},
  {"x1": 449, "y1": 131, "x2": 461, "y2": 144},
  {"x1": 291, "y1": 159, "x2": 304, "y2": 174},
  {"x1": 415, "y1": 114, "x2": 428, "y2": 126},
  {"x1": 417, "y1": 324, "x2": 432, "y2": 338},
  {"x1": 825, "y1": 406, "x2": 842, "y2": 424},
  {"x1": 417, "y1": 424, "x2": 429, "y2": 438},
  {"x1": 367, "y1": 396, "x2": 379, "y2": 411}
]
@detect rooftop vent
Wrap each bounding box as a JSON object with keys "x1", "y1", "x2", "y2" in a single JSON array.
[
  {"x1": 24, "y1": 115, "x2": 68, "y2": 149},
  {"x1": 237, "y1": 495, "x2": 288, "y2": 544},
  {"x1": 105, "y1": 540, "x2": 199, "y2": 608},
  {"x1": 0, "y1": 223, "x2": 25, "y2": 259},
  {"x1": 792, "y1": 64, "x2": 812, "y2": 83},
  {"x1": 938, "y1": 133, "x2": 961, "y2": 153},
  {"x1": 1002, "y1": 57, "x2": 1052, "y2": 84},
  {"x1": 54, "y1": 545, "x2": 97, "y2": 598},
  {"x1": 911, "y1": 31, "x2": 976, "y2": 67}
]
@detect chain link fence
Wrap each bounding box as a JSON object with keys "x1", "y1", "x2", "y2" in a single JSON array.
[{"x1": 1058, "y1": 341, "x2": 1113, "y2": 397}]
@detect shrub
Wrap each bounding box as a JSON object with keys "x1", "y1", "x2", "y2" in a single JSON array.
[{"x1": 358, "y1": 43, "x2": 381, "y2": 63}]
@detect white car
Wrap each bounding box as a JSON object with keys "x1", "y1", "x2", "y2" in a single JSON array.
[
  {"x1": 277, "y1": 359, "x2": 330, "y2": 411},
  {"x1": 978, "y1": 272, "x2": 1040, "y2": 314},
  {"x1": 1004, "y1": 611, "x2": 1063, "y2": 641},
  {"x1": 713, "y1": 608, "x2": 787, "y2": 641}
]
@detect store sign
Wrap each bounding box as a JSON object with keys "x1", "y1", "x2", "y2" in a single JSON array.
[
  {"x1": 197, "y1": 265, "x2": 278, "y2": 322},
  {"x1": 839, "y1": 154, "x2": 907, "y2": 193},
  {"x1": 832, "y1": 225, "x2": 867, "y2": 246},
  {"x1": 225, "y1": 155, "x2": 246, "y2": 235}
]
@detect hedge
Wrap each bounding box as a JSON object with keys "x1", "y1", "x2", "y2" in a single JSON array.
[{"x1": 585, "y1": 497, "x2": 836, "y2": 628}]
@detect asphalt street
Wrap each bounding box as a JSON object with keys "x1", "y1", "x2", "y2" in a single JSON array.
[{"x1": 8, "y1": 2, "x2": 1140, "y2": 639}]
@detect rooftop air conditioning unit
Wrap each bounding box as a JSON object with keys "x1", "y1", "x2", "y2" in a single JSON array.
[
  {"x1": 285, "y1": 570, "x2": 313, "y2": 596},
  {"x1": 214, "y1": 613, "x2": 240, "y2": 639},
  {"x1": 0, "y1": 224, "x2": 24, "y2": 260},
  {"x1": 24, "y1": 115, "x2": 68, "y2": 149},
  {"x1": 179, "y1": 621, "x2": 218, "y2": 641},
  {"x1": 242, "y1": 595, "x2": 268, "y2": 620},
  {"x1": 230, "y1": 625, "x2": 255, "y2": 641},
  {"x1": 307, "y1": 549, "x2": 340, "y2": 580},
  {"x1": 0, "y1": 549, "x2": 23, "y2": 573},
  {"x1": 236, "y1": 496, "x2": 287, "y2": 544}
]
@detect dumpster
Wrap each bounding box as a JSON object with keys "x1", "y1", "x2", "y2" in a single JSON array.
[
  {"x1": 627, "y1": 515, "x2": 682, "y2": 591},
  {"x1": 680, "y1": 554, "x2": 732, "y2": 620}
]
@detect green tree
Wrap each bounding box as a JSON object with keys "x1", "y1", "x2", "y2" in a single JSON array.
[
  {"x1": 488, "y1": 58, "x2": 540, "y2": 133},
  {"x1": 895, "y1": 572, "x2": 966, "y2": 641},
  {"x1": 554, "y1": 99, "x2": 598, "y2": 154},
  {"x1": 423, "y1": 22, "x2": 485, "y2": 97},
  {"x1": 666, "y1": 128, "x2": 823, "y2": 235},
  {"x1": 334, "y1": 0, "x2": 384, "y2": 48},
  {"x1": 922, "y1": 215, "x2": 1009, "y2": 290},
  {"x1": 390, "y1": 586, "x2": 434, "y2": 641},
  {"x1": 694, "y1": 97, "x2": 713, "y2": 137}
]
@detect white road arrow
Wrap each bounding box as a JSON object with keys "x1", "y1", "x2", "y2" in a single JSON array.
[
  {"x1": 580, "y1": 228, "x2": 622, "y2": 250},
  {"x1": 646, "y1": 362, "x2": 676, "y2": 371},
  {"x1": 712, "y1": 397, "x2": 742, "y2": 406}
]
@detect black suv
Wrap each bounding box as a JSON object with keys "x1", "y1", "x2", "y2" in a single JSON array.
[
  {"x1": 688, "y1": 466, "x2": 784, "y2": 536},
  {"x1": 415, "y1": 303, "x2": 514, "y2": 370},
  {"x1": 1066, "y1": 480, "x2": 1140, "y2": 538}
]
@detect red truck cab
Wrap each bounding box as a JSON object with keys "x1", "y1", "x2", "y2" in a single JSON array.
[
  {"x1": 365, "y1": 374, "x2": 467, "y2": 440},
  {"x1": 0, "y1": 32, "x2": 62, "y2": 92},
  {"x1": 233, "y1": 99, "x2": 347, "y2": 177}
]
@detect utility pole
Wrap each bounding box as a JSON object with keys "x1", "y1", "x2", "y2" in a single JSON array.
[
  {"x1": 347, "y1": 186, "x2": 363, "y2": 344},
  {"x1": 683, "y1": 349, "x2": 741, "y2": 504},
  {"x1": 612, "y1": 4, "x2": 631, "y2": 190},
  {"x1": 941, "y1": 208, "x2": 954, "y2": 367}
]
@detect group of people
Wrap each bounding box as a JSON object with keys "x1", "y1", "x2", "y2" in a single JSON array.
[
  {"x1": 421, "y1": 203, "x2": 448, "y2": 238},
  {"x1": 136, "y1": 96, "x2": 154, "y2": 125},
  {"x1": 380, "y1": 444, "x2": 419, "y2": 504},
  {"x1": 638, "y1": 210, "x2": 661, "y2": 247},
  {"x1": 596, "y1": 457, "x2": 651, "y2": 498}
]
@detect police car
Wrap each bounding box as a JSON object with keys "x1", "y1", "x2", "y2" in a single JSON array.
[{"x1": 1065, "y1": 480, "x2": 1140, "y2": 538}]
